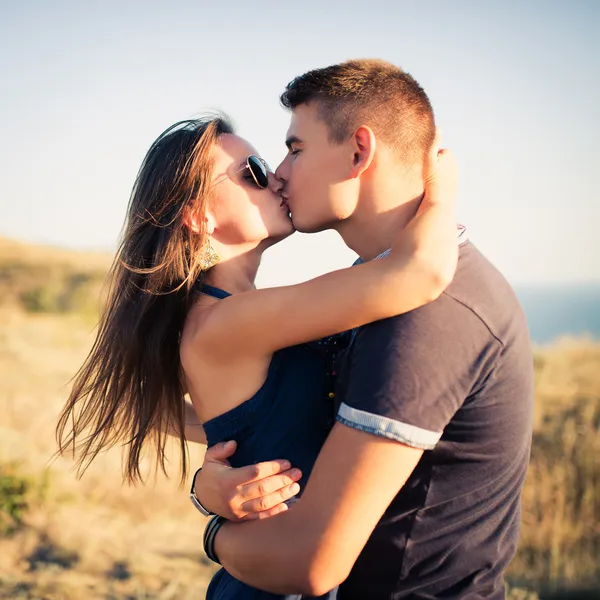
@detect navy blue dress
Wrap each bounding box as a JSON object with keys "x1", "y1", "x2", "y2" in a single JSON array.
[{"x1": 199, "y1": 285, "x2": 343, "y2": 600}]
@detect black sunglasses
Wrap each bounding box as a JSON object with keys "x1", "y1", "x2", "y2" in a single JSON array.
[{"x1": 215, "y1": 155, "x2": 270, "y2": 189}]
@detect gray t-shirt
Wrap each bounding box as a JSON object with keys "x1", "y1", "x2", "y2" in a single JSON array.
[{"x1": 335, "y1": 240, "x2": 534, "y2": 599}]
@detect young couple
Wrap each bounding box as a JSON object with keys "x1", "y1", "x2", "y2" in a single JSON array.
[{"x1": 57, "y1": 59, "x2": 534, "y2": 599}]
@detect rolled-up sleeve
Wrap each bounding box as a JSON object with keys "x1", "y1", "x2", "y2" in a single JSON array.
[{"x1": 336, "y1": 293, "x2": 502, "y2": 450}]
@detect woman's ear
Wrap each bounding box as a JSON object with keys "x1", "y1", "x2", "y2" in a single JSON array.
[
  {"x1": 183, "y1": 207, "x2": 215, "y2": 235},
  {"x1": 350, "y1": 125, "x2": 376, "y2": 178}
]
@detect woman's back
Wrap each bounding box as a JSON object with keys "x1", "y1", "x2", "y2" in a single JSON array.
[
  {"x1": 204, "y1": 343, "x2": 335, "y2": 488},
  {"x1": 189, "y1": 284, "x2": 341, "y2": 486},
  {"x1": 190, "y1": 286, "x2": 343, "y2": 600}
]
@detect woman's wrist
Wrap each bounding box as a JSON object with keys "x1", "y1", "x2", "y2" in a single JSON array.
[{"x1": 189, "y1": 467, "x2": 217, "y2": 517}]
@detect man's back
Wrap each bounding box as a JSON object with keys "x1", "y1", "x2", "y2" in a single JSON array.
[{"x1": 336, "y1": 241, "x2": 534, "y2": 599}]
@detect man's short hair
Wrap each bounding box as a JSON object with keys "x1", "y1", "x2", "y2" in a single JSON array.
[{"x1": 281, "y1": 59, "x2": 435, "y2": 165}]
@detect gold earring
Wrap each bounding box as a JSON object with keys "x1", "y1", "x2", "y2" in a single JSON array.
[{"x1": 199, "y1": 240, "x2": 220, "y2": 270}]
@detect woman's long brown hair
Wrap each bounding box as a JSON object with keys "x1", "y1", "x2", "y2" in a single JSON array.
[{"x1": 55, "y1": 116, "x2": 234, "y2": 484}]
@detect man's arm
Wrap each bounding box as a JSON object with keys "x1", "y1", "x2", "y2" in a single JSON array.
[
  {"x1": 213, "y1": 422, "x2": 423, "y2": 596},
  {"x1": 212, "y1": 287, "x2": 499, "y2": 595}
]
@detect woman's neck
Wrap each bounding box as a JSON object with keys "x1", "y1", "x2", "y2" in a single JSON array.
[{"x1": 202, "y1": 244, "x2": 264, "y2": 294}]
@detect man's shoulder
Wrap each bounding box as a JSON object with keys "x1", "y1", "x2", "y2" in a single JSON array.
[
  {"x1": 355, "y1": 241, "x2": 523, "y2": 348},
  {"x1": 447, "y1": 241, "x2": 528, "y2": 345}
]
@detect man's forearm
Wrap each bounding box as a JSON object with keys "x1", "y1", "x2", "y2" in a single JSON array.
[
  {"x1": 209, "y1": 423, "x2": 420, "y2": 596},
  {"x1": 213, "y1": 508, "x2": 321, "y2": 595}
]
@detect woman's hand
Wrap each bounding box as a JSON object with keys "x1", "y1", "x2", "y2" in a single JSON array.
[
  {"x1": 192, "y1": 441, "x2": 303, "y2": 521},
  {"x1": 391, "y1": 128, "x2": 459, "y2": 298},
  {"x1": 420, "y1": 129, "x2": 458, "y2": 215}
]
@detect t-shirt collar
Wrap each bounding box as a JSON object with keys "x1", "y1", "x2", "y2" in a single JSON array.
[{"x1": 355, "y1": 224, "x2": 468, "y2": 265}]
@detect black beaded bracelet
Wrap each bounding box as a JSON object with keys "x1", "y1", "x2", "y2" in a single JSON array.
[{"x1": 203, "y1": 515, "x2": 226, "y2": 564}]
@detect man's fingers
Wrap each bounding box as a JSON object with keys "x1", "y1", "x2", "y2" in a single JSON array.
[
  {"x1": 233, "y1": 460, "x2": 297, "y2": 485},
  {"x1": 239, "y1": 482, "x2": 301, "y2": 515}
]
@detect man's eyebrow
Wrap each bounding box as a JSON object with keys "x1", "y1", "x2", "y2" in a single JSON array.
[{"x1": 285, "y1": 135, "x2": 303, "y2": 150}]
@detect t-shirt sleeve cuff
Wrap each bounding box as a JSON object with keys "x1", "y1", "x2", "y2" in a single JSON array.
[{"x1": 336, "y1": 402, "x2": 442, "y2": 450}]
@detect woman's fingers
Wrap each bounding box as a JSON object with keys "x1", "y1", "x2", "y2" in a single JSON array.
[
  {"x1": 233, "y1": 459, "x2": 295, "y2": 484},
  {"x1": 432, "y1": 149, "x2": 458, "y2": 202},
  {"x1": 203, "y1": 440, "x2": 237, "y2": 465},
  {"x1": 237, "y1": 467, "x2": 302, "y2": 502},
  {"x1": 418, "y1": 138, "x2": 457, "y2": 216},
  {"x1": 239, "y1": 482, "x2": 301, "y2": 516},
  {"x1": 199, "y1": 457, "x2": 301, "y2": 521},
  {"x1": 428, "y1": 127, "x2": 443, "y2": 164},
  {"x1": 241, "y1": 502, "x2": 290, "y2": 521}
]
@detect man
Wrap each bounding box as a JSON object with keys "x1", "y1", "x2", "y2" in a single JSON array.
[{"x1": 193, "y1": 59, "x2": 534, "y2": 598}]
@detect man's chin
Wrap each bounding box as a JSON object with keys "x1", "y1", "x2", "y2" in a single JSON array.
[
  {"x1": 291, "y1": 218, "x2": 329, "y2": 235},
  {"x1": 267, "y1": 227, "x2": 296, "y2": 246}
]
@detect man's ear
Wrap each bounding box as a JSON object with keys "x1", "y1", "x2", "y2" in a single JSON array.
[
  {"x1": 350, "y1": 125, "x2": 376, "y2": 178},
  {"x1": 183, "y1": 206, "x2": 215, "y2": 235}
]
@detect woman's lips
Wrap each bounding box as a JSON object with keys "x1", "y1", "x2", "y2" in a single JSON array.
[{"x1": 279, "y1": 195, "x2": 292, "y2": 218}]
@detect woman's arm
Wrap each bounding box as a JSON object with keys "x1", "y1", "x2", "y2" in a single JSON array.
[
  {"x1": 196, "y1": 135, "x2": 458, "y2": 359},
  {"x1": 161, "y1": 395, "x2": 207, "y2": 445},
  {"x1": 182, "y1": 396, "x2": 207, "y2": 444}
]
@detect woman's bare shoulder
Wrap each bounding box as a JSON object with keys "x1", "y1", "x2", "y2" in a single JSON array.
[{"x1": 180, "y1": 298, "x2": 220, "y2": 363}]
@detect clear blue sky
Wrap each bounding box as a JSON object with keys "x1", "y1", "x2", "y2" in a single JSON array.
[{"x1": 1, "y1": 0, "x2": 598, "y2": 286}]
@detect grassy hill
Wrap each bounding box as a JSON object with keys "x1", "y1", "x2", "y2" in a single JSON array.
[
  {"x1": 0, "y1": 237, "x2": 215, "y2": 599},
  {"x1": 0, "y1": 236, "x2": 598, "y2": 599},
  {"x1": 0, "y1": 236, "x2": 111, "y2": 317}
]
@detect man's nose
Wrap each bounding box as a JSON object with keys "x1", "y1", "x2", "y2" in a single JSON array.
[
  {"x1": 275, "y1": 158, "x2": 288, "y2": 184},
  {"x1": 268, "y1": 171, "x2": 283, "y2": 194}
]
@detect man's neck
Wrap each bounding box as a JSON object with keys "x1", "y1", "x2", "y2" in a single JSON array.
[{"x1": 337, "y1": 189, "x2": 424, "y2": 262}]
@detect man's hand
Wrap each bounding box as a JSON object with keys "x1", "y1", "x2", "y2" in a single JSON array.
[{"x1": 193, "y1": 441, "x2": 303, "y2": 521}]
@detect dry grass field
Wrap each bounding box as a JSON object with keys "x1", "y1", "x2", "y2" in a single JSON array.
[
  {"x1": 0, "y1": 236, "x2": 598, "y2": 599},
  {"x1": 0, "y1": 238, "x2": 216, "y2": 599}
]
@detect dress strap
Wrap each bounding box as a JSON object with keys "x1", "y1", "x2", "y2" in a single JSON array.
[{"x1": 198, "y1": 284, "x2": 231, "y2": 299}]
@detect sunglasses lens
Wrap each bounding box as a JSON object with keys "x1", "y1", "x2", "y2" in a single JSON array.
[{"x1": 248, "y1": 155, "x2": 269, "y2": 188}]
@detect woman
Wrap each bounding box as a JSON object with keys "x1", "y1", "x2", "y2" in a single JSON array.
[{"x1": 56, "y1": 115, "x2": 457, "y2": 599}]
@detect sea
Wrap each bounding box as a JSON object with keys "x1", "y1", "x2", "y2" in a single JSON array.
[{"x1": 514, "y1": 283, "x2": 600, "y2": 345}]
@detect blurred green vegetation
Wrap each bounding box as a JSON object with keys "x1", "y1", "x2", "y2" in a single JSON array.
[
  {"x1": 0, "y1": 463, "x2": 30, "y2": 535},
  {"x1": 1, "y1": 258, "x2": 106, "y2": 318},
  {"x1": 0, "y1": 463, "x2": 51, "y2": 537}
]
